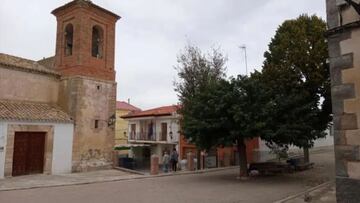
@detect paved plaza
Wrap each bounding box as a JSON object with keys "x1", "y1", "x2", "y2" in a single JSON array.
[
  {"x1": 0, "y1": 149, "x2": 334, "y2": 203},
  {"x1": 0, "y1": 169, "x2": 139, "y2": 191}
]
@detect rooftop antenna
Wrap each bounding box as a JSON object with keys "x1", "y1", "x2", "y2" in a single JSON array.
[{"x1": 239, "y1": 45, "x2": 248, "y2": 76}]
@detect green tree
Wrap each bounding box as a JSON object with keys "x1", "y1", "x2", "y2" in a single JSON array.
[
  {"x1": 260, "y1": 14, "x2": 331, "y2": 162},
  {"x1": 174, "y1": 45, "x2": 227, "y2": 150},
  {"x1": 175, "y1": 46, "x2": 266, "y2": 176},
  {"x1": 225, "y1": 74, "x2": 267, "y2": 176},
  {"x1": 177, "y1": 76, "x2": 266, "y2": 177}
]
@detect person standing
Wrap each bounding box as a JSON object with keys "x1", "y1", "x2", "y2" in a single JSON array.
[
  {"x1": 162, "y1": 151, "x2": 170, "y2": 173},
  {"x1": 170, "y1": 148, "x2": 179, "y2": 172}
]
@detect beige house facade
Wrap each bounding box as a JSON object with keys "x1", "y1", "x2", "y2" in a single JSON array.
[{"x1": 115, "y1": 101, "x2": 141, "y2": 146}]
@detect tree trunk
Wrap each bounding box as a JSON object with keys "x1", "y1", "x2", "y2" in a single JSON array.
[
  {"x1": 237, "y1": 138, "x2": 248, "y2": 177},
  {"x1": 303, "y1": 147, "x2": 310, "y2": 163}
]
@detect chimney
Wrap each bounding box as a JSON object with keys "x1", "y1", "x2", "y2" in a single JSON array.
[{"x1": 128, "y1": 98, "x2": 130, "y2": 104}]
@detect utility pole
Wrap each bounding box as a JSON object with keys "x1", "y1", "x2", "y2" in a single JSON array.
[{"x1": 239, "y1": 45, "x2": 248, "y2": 76}]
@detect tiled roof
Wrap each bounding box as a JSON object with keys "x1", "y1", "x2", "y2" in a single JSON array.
[
  {"x1": 0, "y1": 53, "x2": 60, "y2": 76},
  {"x1": 52, "y1": 0, "x2": 121, "y2": 20},
  {"x1": 122, "y1": 105, "x2": 179, "y2": 119},
  {"x1": 116, "y1": 101, "x2": 141, "y2": 112},
  {"x1": 0, "y1": 100, "x2": 73, "y2": 123}
]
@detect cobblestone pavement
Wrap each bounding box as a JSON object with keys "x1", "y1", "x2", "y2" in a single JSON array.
[{"x1": 0, "y1": 149, "x2": 335, "y2": 203}]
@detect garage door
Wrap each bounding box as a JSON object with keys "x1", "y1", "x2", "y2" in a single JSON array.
[{"x1": 12, "y1": 132, "x2": 46, "y2": 176}]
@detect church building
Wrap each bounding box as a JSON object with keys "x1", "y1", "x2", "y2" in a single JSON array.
[
  {"x1": 0, "y1": 0, "x2": 120, "y2": 178},
  {"x1": 326, "y1": 0, "x2": 360, "y2": 201}
]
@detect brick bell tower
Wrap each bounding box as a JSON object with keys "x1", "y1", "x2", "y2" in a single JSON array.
[{"x1": 52, "y1": 0, "x2": 120, "y2": 172}]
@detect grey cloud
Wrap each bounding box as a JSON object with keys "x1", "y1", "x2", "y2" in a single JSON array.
[{"x1": 0, "y1": 0, "x2": 326, "y2": 109}]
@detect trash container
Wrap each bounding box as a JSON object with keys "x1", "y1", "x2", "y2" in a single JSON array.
[{"x1": 119, "y1": 157, "x2": 135, "y2": 169}]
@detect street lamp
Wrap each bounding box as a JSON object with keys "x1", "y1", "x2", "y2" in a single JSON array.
[
  {"x1": 107, "y1": 114, "x2": 116, "y2": 127},
  {"x1": 239, "y1": 45, "x2": 248, "y2": 76}
]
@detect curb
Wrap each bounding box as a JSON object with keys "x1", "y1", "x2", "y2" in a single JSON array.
[
  {"x1": 273, "y1": 181, "x2": 333, "y2": 203},
  {"x1": 0, "y1": 166, "x2": 238, "y2": 192},
  {"x1": 113, "y1": 167, "x2": 146, "y2": 175},
  {"x1": 150, "y1": 166, "x2": 239, "y2": 178}
]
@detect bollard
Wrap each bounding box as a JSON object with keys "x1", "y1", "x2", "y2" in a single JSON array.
[
  {"x1": 187, "y1": 152, "x2": 195, "y2": 171},
  {"x1": 112, "y1": 151, "x2": 119, "y2": 168},
  {"x1": 224, "y1": 153, "x2": 231, "y2": 167},
  {"x1": 150, "y1": 154, "x2": 159, "y2": 175},
  {"x1": 180, "y1": 159, "x2": 187, "y2": 171},
  {"x1": 200, "y1": 151, "x2": 205, "y2": 170}
]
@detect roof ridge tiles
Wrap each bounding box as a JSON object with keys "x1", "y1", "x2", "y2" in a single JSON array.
[
  {"x1": 0, "y1": 100, "x2": 73, "y2": 123},
  {"x1": 0, "y1": 53, "x2": 60, "y2": 76}
]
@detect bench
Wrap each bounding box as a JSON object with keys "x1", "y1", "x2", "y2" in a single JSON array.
[
  {"x1": 286, "y1": 156, "x2": 314, "y2": 171},
  {"x1": 249, "y1": 162, "x2": 291, "y2": 175},
  {"x1": 294, "y1": 162, "x2": 314, "y2": 171}
]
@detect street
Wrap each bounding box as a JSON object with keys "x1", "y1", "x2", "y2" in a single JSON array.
[{"x1": 0, "y1": 149, "x2": 334, "y2": 203}]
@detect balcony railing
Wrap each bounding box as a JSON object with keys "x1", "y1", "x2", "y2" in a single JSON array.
[
  {"x1": 129, "y1": 131, "x2": 177, "y2": 143},
  {"x1": 129, "y1": 132, "x2": 156, "y2": 141},
  {"x1": 158, "y1": 132, "x2": 167, "y2": 141}
]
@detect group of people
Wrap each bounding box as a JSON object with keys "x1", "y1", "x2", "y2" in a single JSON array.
[{"x1": 162, "y1": 148, "x2": 178, "y2": 173}]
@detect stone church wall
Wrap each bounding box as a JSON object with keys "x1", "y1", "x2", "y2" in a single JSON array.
[
  {"x1": 326, "y1": 0, "x2": 360, "y2": 201},
  {"x1": 58, "y1": 76, "x2": 116, "y2": 172},
  {"x1": 0, "y1": 66, "x2": 59, "y2": 104}
]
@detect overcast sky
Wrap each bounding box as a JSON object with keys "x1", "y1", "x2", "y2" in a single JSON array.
[{"x1": 0, "y1": 0, "x2": 326, "y2": 110}]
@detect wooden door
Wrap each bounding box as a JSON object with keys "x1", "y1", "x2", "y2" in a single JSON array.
[
  {"x1": 27, "y1": 133, "x2": 45, "y2": 174},
  {"x1": 12, "y1": 132, "x2": 45, "y2": 176},
  {"x1": 12, "y1": 132, "x2": 28, "y2": 176}
]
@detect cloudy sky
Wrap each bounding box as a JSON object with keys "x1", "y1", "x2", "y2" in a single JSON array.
[{"x1": 0, "y1": 0, "x2": 326, "y2": 109}]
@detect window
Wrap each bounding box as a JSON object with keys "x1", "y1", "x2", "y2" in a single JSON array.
[
  {"x1": 92, "y1": 25, "x2": 104, "y2": 58},
  {"x1": 64, "y1": 24, "x2": 73, "y2": 56},
  {"x1": 96, "y1": 85, "x2": 101, "y2": 90},
  {"x1": 94, "y1": 120, "x2": 99, "y2": 129}
]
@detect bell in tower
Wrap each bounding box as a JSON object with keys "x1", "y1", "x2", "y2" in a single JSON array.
[{"x1": 52, "y1": 0, "x2": 120, "y2": 81}]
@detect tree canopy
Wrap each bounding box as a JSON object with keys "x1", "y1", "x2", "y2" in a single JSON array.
[
  {"x1": 259, "y1": 14, "x2": 331, "y2": 150},
  {"x1": 175, "y1": 46, "x2": 267, "y2": 176},
  {"x1": 175, "y1": 46, "x2": 228, "y2": 150},
  {"x1": 174, "y1": 14, "x2": 331, "y2": 175}
]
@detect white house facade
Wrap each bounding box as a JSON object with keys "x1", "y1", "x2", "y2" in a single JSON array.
[
  {"x1": 254, "y1": 128, "x2": 334, "y2": 162},
  {"x1": 121, "y1": 106, "x2": 180, "y2": 169},
  {"x1": 0, "y1": 100, "x2": 74, "y2": 178}
]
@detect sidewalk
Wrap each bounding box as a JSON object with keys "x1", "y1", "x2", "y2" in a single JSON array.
[
  {"x1": 0, "y1": 166, "x2": 238, "y2": 191},
  {"x1": 276, "y1": 182, "x2": 336, "y2": 203},
  {"x1": 0, "y1": 169, "x2": 141, "y2": 191}
]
